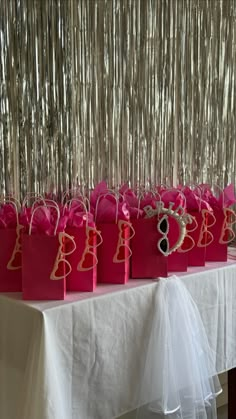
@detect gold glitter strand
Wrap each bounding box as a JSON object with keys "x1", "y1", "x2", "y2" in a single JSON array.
[{"x1": 0, "y1": 0, "x2": 236, "y2": 200}]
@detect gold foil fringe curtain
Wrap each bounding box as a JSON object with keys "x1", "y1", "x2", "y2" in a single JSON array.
[{"x1": 0, "y1": 0, "x2": 236, "y2": 199}]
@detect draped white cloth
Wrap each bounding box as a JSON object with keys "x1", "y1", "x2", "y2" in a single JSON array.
[
  {"x1": 0, "y1": 261, "x2": 236, "y2": 419},
  {"x1": 135, "y1": 276, "x2": 221, "y2": 419}
]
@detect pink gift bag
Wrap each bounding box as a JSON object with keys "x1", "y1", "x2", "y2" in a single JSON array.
[
  {"x1": 64, "y1": 199, "x2": 101, "y2": 292},
  {"x1": 95, "y1": 193, "x2": 134, "y2": 284},
  {"x1": 181, "y1": 186, "x2": 216, "y2": 267},
  {"x1": 168, "y1": 251, "x2": 188, "y2": 272},
  {"x1": 201, "y1": 184, "x2": 236, "y2": 261},
  {"x1": 22, "y1": 204, "x2": 75, "y2": 300},
  {"x1": 158, "y1": 189, "x2": 188, "y2": 272},
  {"x1": 66, "y1": 226, "x2": 96, "y2": 292},
  {"x1": 131, "y1": 217, "x2": 168, "y2": 278},
  {"x1": 0, "y1": 200, "x2": 22, "y2": 292},
  {"x1": 168, "y1": 216, "x2": 188, "y2": 272},
  {"x1": 205, "y1": 207, "x2": 234, "y2": 262},
  {"x1": 97, "y1": 221, "x2": 133, "y2": 284},
  {"x1": 66, "y1": 223, "x2": 102, "y2": 292},
  {"x1": 0, "y1": 226, "x2": 22, "y2": 292},
  {"x1": 187, "y1": 210, "x2": 206, "y2": 267}
]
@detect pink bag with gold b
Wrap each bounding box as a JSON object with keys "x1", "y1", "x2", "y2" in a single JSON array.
[{"x1": 131, "y1": 195, "x2": 191, "y2": 278}]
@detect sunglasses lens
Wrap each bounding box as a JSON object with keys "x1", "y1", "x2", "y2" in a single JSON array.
[
  {"x1": 159, "y1": 217, "x2": 168, "y2": 234},
  {"x1": 222, "y1": 228, "x2": 234, "y2": 242},
  {"x1": 81, "y1": 252, "x2": 97, "y2": 269},
  {"x1": 120, "y1": 223, "x2": 127, "y2": 239},
  {"x1": 120, "y1": 223, "x2": 133, "y2": 240},
  {"x1": 226, "y1": 210, "x2": 235, "y2": 224},
  {"x1": 201, "y1": 231, "x2": 213, "y2": 245},
  {"x1": 117, "y1": 245, "x2": 126, "y2": 260},
  {"x1": 54, "y1": 260, "x2": 65, "y2": 278},
  {"x1": 207, "y1": 213, "x2": 215, "y2": 227},
  {"x1": 186, "y1": 218, "x2": 197, "y2": 232},
  {"x1": 116, "y1": 244, "x2": 132, "y2": 261},
  {"x1": 9, "y1": 251, "x2": 21, "y2": 268},
  {"x1": 88, "y1": 229, "x2": 97, "y2": 246},
  {"x1": 65, "y1": 237, "x2": 75, "y2": 253},
  {"x1": 159, "y1": 238, "x2": 168, "y2": 254},
  {"x1": 181, "y1": 236, "x2": 194, "y2": 251}
]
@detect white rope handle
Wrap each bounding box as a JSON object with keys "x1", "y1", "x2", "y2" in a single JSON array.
[
  {"x1": 212, "y1": 184, "x2": 224, "y2": 207},
  {"x1": 61, "y1": 187, "x2": 83, "y2": 205},
  {"x1": 63, "y1": 198, "x2": 88, "y2": 215},
  {"x1": 136, "y1": 191, "x2": 162, "y2": 219},
  {"x1": 22, "y1": 193, "x2": 46, "y2": 209},
  {"x1": 31, "y1": 197, "x2": 53, "y2": 212},
  {"x1": 200, "y1": 184, "x2": 224, "y2": 207},
  {"x1": 0, "y1": 198, "x2": 20, "y2": 226},
  {"x1": 43, "y1": 199, "x2": 60, "y2": 207},
  {"x1": 184, "y1": 184, "x2": 203, "y2": 211},
  {"x1": 158, "y1": 183, "x2": 171, "y2": 189},
  {"x1": 1, "y1": 195, "x2": 21, "y2": 211},
  {"x1": 83, "y1": 197, "x2": 91, "y2": 212}
]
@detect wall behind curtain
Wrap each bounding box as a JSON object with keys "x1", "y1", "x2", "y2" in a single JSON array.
[{"x1": 0, "y1": 0, "x2": 235, "y2": 199}]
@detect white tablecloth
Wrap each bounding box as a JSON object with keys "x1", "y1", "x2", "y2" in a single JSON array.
[{"x1": 0, "y1": 260, "x2": 236, "y2": 419}]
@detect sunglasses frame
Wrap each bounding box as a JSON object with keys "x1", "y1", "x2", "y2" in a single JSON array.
[
  {"x1": 50, "y1": 232, "x2": 76, "y2": 280},
  {"x1": 144, "y1": 201, "x2": 194, "y2": 256},
  {"x1": 178, "y1": 234, "x2": 195, "y2": 253},
  {"x1": 219, "y1": 207, "x2": 236, "y2": 244},
  {"x1": 178, "y1": 215, "x2": 197, "y2": 253},
  {"x1": 197, "y1": 209, "x2": 216, "y2": 248},
  {"x1": 157, "y1": 215, "x2": 170, "y2": 256},
  {"x1": 77, "y1": 226, "x2": 103, "y2": 271},
  {"x1": 7, "y1": 224, "x2": 24, "y2": 270},
  {"x1": 113, "y1": 220, "x2": 135, "y2": 263}
]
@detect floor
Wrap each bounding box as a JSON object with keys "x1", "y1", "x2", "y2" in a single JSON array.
[{"x1": 218, "y1": 405, "x2": 228, "y2": 419}]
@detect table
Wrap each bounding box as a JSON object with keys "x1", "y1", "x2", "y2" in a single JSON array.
[{"x1": 1, "y1": 260, "x2": 236, "y2": 419}]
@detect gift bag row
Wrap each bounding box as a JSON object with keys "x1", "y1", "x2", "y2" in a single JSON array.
[{"x1": 0, "y1": 182, "x2": 235, "y2": 300}]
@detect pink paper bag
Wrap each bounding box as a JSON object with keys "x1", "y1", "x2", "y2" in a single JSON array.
[
  {"x1": 187, "y1": 211, "x2": 206, "y2": 267},
  {"x1": 22, "y1": 233, "x2": 66, "y2": 300},
  {"x1": 168, "y1": 251, "x2": 188, "y2": 272},
  {"x1": 66, "y1": 225, "x2": 98, "y2": 292},
  {"x1": 131, "y1": 218, "x2": 168, "y2": 279},
  {"x1": 168, "y1": 217, "x2": 188, "y2": 272},
  {"x1": 97, "y1": 221, "x2": 131, "y2": 284},
  {"x1": 0, "y1": 227, "x2": 22, "y2": 292},
  {"x1": 205, "y1": 208, "x2": 228, "y2": 262}
]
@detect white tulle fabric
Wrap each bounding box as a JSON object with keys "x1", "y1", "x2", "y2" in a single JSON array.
[{"x1": 135, "y1": 275, "x2": 222, "y2": 419}]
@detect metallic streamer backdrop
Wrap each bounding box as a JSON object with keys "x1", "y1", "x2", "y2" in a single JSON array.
[{"x1": 0, "y1": 0, "x2": 236, "y2": 200}]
